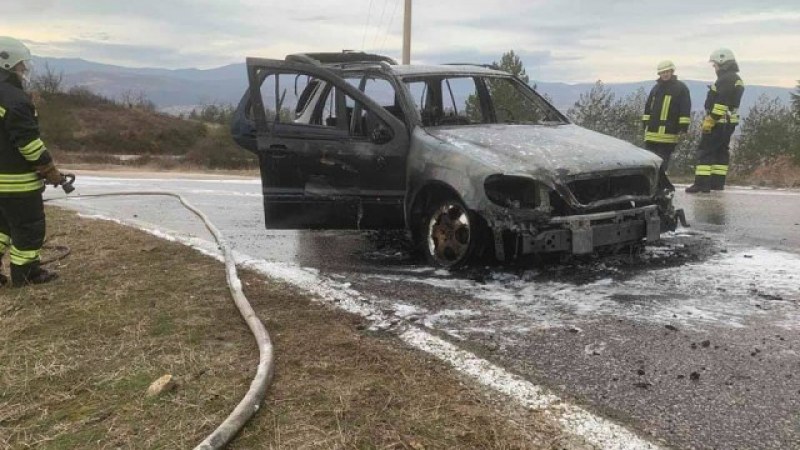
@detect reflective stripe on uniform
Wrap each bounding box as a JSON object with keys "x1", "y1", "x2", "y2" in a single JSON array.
[
  {"x1": 735, "y1": 80, "x2": 745, "y2": 87},
  {"x1": 0, "y1": 232, "x2": 10, "y2": 253},
  {"x1": 19, "y1": 138, "x2": 46, "y2": 161},
  {"x1": 660, "y1": 95, "x2": 672, "y2": 122},
  {"x1": 717, "y1": 113, "x2": 740, "y2": 124},
  {"x1": 645, "y1": 131, "x2": 678, "y2": 143},
  {"x1": 711, "y1": 165, "x2": 729, "y2": 175},
  {"x1": 0, "y1": 172, "x2": 45, "y2": 193},
  {"x1": 679, "y1": 116, "x2": 691, "y2": 125},
  {"x1": 10, "y1": 246, "x2": 40, "y2": 266},
  {"x1": 711, "y1": 103, "x2": 729, "y2": 116},
  {"x1": 0, "y1": 105, "x2": 6, "y2": 118},
  {"x1": 642, "y1": 114, "x2": 651, "y2": 121},
  {"x1": 695, "y1": 165, "x2": 712, "y2": 176},
  {"x1": 710, "y1": 84, "x2": 718, "y2": 92}
]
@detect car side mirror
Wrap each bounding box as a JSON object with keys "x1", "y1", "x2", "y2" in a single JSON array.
[{"x1": 370, "y1": 125, "x2": 393, "y2": 145}]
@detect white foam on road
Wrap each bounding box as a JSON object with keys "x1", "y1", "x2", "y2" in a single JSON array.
[
  {"x1": 366, "y1": 244, "x2": 800, "y2": 331},
  {"x1": 78, "y1": 212, "x2": 664, "y2": 450}
]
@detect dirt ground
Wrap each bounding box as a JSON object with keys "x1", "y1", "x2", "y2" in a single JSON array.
[{"x1": 0, "y1": 207, "x2": 579, "y2": 449}]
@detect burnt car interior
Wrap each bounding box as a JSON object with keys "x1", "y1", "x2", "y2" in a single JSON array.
[
  {"x1": 242, "y1": 53, "x2": 411, "y2": 230},
  {"x1": 402, "y1": 75, "x2": 565, "y2": 127}
]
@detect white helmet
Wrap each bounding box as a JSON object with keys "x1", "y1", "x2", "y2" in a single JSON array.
[
  {"x1": 657, "y1": 60, "x2": 676, "y2": 73},
  {"x1": 0, "y1": 36, "x2": 32, "y2": 73},
  {"x1": 709, "y1": 48, "x2": 736, "y2": 65}
]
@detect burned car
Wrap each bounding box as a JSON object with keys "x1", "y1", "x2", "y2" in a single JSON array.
[{"x1": 232, "y1": 52, "x2": 682, "y2": 268}]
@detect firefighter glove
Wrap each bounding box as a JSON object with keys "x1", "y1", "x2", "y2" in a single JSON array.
[
  {"x1": 702, "y1": 115, "x2": 716, "y2": 133},
  {"x1": 35, "y1": 162, "x2": 64, "y2": 186}
]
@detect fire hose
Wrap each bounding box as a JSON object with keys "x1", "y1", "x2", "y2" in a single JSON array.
[{"x1": 44, "y1": 174, "x2": 274, "y2": 449}]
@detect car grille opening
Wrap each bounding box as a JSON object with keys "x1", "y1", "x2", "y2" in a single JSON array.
[{"x1": 568, "y1": 174, "x2": 651, "y2": 205}]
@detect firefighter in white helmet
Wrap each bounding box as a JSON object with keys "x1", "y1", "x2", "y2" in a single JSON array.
[
  {"x1": 642, "y1": 60, "x2": 691, "y2": 192},
  {"x1": 0, "y1": 36, "x2": 64, "y2": 287},
  {"x1": 686, "y1": 48, "x2": 745, "y2": 193}
]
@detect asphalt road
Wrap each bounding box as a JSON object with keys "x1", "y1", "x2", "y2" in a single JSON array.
[{"x1": 50, "y1": 175, "x2": 800, "y2": 450}]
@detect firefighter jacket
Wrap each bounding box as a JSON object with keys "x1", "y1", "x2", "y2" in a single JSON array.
[
  {"x1": 0, "y1": 71, "x2": 52, "y2": 197},
  {"x1": 705, "y1": 62, "x2": 744, "y2": 125},
  {"x1": 642, "y1": 76, "x2": 691, "y2": 144}
]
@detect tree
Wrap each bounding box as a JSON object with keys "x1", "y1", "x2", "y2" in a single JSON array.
[
  {"x1": 792, "y1": 80, "x2": 800, "y2": 120},
  {"x1": 465, "y1": 50, "x2": 541, "y2": 123},
  {"x1": 733, "y1": 94, "x2": 798, "y2": 170},
  {"x1": 119, "y1": 90, "x2": 156, "y2": 111},
  {"x1": 670, "y1": 112, "x2": 703, "y2": 176},
  {"x1": 30, "y1": 62, "x2": 63, "y2": 95},
  {"x1": 610, "y1": 87, "x2": 648, "y2": 147},
  {"x1": 495, "y1": 50, "x2": 529, "y2": 84},
  {"x1": 567, "y1": 83, "x2": 649, "y2": 147},
  {"x1": 567, "y1": 81, "x2": 617, "y2": 137},
  {"x1": 189, "y1": 103, "x2": 236, "y2": 124}
]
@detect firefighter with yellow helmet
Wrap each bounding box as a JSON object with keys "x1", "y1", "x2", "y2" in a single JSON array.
[
  {"x1": 686, "y1": 48, "x2": 745, "y2": 193},
  {"x1": 0, "y1": 36, "x2": 65, "y2": 287},
  {"x1": 642, "y1": 60, "x2": 692, "y2": 191}
]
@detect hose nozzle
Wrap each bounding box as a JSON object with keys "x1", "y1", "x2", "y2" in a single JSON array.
[{"x1": 61, "y1": 173, "x2": 76, "y2": 194}]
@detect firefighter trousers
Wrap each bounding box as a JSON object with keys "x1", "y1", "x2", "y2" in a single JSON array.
[
  {"x1": 644, "y1": 141, "x2": 676, "y2": 192},
  {"x1": 695, "y1": 123, "x2": 735, "y2": 189},
  {"x1": 0, "y1": 194, "x2": 46, "y2": 278}
]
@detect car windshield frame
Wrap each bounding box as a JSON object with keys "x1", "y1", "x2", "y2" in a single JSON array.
[{"x1": 399, "y1": 73, "x2": 568, "y2": 128}]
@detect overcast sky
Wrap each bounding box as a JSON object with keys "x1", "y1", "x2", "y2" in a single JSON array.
[{"x1": 3, "y1": 0, "x2": 799, "y2": 87}]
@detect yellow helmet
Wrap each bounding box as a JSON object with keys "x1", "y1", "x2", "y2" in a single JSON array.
[{"x1": 657, "y1": 60, "x2": 676, "y2": 73}]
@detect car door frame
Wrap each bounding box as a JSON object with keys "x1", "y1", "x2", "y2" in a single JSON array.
[{"x1": 246, "y1": 57, "x2": 410, "y2": 229}]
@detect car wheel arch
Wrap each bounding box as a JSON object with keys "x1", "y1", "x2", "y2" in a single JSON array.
[{"x1": 407, "y1": 181, "x2": 472, "y2": 242}]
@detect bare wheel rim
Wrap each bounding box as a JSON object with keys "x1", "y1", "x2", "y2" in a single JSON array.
[{"x1": 426, "y1": 202, "x2": 472, "y2": 266}]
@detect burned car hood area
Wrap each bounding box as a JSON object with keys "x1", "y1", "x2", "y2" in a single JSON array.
[{"x1": 424, "y1": 123, "x2": 661, "y2": 197}]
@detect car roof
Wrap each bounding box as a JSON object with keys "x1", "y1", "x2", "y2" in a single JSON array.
[
  {"x1": 285, "y1": 52, "x2": 511, "y2": 78},
  {"x1": 387, "y1": 64, "x2": 510, "y2": 78}
]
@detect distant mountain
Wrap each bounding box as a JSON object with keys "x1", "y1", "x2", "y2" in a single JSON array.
[
  {"x1": 32, "y1": 56, "x2": 246, "y2": 109},
  {"x1": 34, "y1": 56, "x2": 793, "y2": 116}
]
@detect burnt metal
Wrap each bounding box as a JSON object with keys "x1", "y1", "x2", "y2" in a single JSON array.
[{"x1": 232, "y1": 53, "x2": 682, "y2": 265}]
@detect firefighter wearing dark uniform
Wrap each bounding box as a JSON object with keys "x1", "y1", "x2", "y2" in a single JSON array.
[
  {"x1": 686, "y1": 48, "x2": 745, "y2": 193},
  {"x1": 0, "y1": 36, "x2": 64, "y2": 287},
  {"x1": 642, "y1": 60, "x2": 691, "y2": 192}
]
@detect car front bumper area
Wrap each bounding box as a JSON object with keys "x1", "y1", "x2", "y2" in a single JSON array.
[{"x1": 492, "y1": 205, "x2": 663, "y2": 260}]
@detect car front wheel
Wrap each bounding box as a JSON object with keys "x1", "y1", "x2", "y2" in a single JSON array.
[{"x1": 421, "y1": 197, "x2": 483, "y2": 268}]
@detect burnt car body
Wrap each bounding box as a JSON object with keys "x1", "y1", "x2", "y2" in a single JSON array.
[{"x1": 232, "y1": 52, "x2": 681, "y2": 267}]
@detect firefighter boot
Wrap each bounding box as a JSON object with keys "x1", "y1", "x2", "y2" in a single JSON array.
[
  {"x1": 685, "y1": 175, "x2": 711, "y2": 194},
  {"x1": 710, "y1": 174, "x2": 726, "y2": 191},
  {"x1": 11, "y1": 263, "x2": 59, "y2": 288}
]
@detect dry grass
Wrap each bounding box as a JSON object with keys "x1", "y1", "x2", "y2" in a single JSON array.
[
  {"x1": 0, "y1": 208, "x2": 572, "y2": 449},
  {"x1": 735, "y1": 155, "x2": 800, "y2": 188}
]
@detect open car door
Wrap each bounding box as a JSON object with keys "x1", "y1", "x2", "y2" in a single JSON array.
[{"x1": 246, "y1": 58, "x2": 409, "y2": 229}]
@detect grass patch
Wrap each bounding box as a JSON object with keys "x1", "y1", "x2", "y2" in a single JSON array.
[{"x1": 0, "y1": 207, "x2": 573, "y2": 449}]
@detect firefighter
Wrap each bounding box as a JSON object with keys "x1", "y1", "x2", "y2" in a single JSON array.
[
  {"x1": 0, "y1": 36, "x2": 63, "y2": 287},
  {"x1": 686, "y1": 48, "x2": 745, "y2": 193},
  {"x1": 642, "y1": 60, "x2": 691, "y2": 192}
]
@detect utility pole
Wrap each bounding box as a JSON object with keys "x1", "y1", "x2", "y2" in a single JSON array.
[{"x1": 402, "y1": 0, "x2": 412, "y2": 64}]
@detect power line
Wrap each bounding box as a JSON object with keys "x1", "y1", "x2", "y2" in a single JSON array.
[
  {"x1": 371, "y1": 0, "x2": 390, "y2": 49},
  {"x1": 361, "y1": 0, "x2": 375, "y2": 51},
  {"x1": 379, "y1": 0, "x2": 402, "y2": 53}
]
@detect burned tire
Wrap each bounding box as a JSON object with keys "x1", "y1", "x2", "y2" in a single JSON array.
[{"x1": 420, "y1": 196, "x2": 484, "y2": 268}]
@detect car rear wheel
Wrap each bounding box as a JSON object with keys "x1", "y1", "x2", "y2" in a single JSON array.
[{"x1": 421, "y1": 197, "x2": 483, "y2": 268}]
